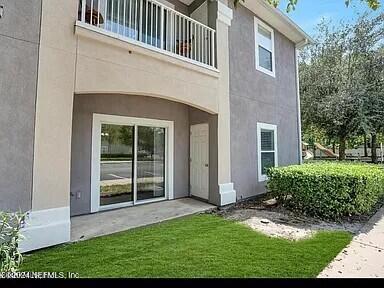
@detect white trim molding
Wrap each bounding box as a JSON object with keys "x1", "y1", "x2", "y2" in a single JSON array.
[
  {"x1": 91, "y1": 114, "x2": 174, "y2": 213},
  {"x1": 257, "y1": 122, "x2": 278, "y2": 182},
  {"x1": 217, "y1": 1, "x2": 233, "y2": 26},
  {"x1": 241, "y1": 0, "x2": 313, "y2": 46},
  {"x1": 19, "y1": 207, "x2": 71, "y2": 252},
  {"x1": 219, "y1": 183, "x2": 236, "y2": 206},
  {"x1": 254, "y1": 17, "x2": 276, "y2": 78},
  {"x1": 295, "y1": 47, "x2": 303, "y2": 164}
]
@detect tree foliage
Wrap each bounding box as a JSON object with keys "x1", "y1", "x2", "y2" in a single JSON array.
[
  {"x1": 299, "y1": 12, "x2": 384, "y2": 160},
  {"x1": 233, "y1": 0, "x2": 381, "y2": 12}
]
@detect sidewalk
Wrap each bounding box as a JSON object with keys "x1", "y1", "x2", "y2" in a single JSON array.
[{"x1": 319, "y1": 207, "x2": 384, "y2": 278}]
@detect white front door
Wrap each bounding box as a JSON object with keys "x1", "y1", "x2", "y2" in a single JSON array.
[{"x1": 190, "y1": 124, "x2": 209, "y2": 200}]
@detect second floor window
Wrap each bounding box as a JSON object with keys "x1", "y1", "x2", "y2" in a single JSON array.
[{"x1": 255, "y1": 18, "x2": 275, "y2": 77}]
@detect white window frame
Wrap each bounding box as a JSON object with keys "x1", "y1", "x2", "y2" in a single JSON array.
[
  {"x1": 257, "y1": 122, "x2": 278, "y2": 182},
  {"x1": 254, "y1": 17, "x2": 276, "y2": 78},
  {"x1": 91, "y1": 113, "x2": 174, "y2": 213}
]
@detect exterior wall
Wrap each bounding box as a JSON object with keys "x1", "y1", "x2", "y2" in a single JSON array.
[
  {"x1": 189, "y1": 0, "x2": 206, "y2": 14},
  {"x1": 71, "y1": 94, "x2": 191, "y2": 216},
  {"x1": 167, "y1": 0, "x2": 189, "y2": 14},
  {"x1": 189, "y1": 0, "x2": 217, "y2": 30},
  {"x1": 22, "y1": 0, "x2": 235, "y2": 251},
  {"x1": 32, "y1": 0, "x2": 78, "y2": 212},
  {"x1": 22, "y1": 0, "x2": 78, "y2": 252},
  {"x1": 228, "y1": 4, "x2": 300, "y2": 200},
  {"x1": 0, "y1": 0, "x2": 41, "y2": 212},
  {"x1": 74, "y1": 25, "x2": 220, "y2": 114},
  {"x1": 32, "y1": 0, "x2": 222, "y2": 213}
]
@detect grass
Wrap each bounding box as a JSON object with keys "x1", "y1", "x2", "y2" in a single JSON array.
[
  {"x1": 101, "y1": 182, "x2": 163, "y2": 196},
  {"x1": 101, "y1": 184, "x2": 132, "y2": 196},
  {"x1": 21, "y1": 214, "x2": 352, "y2": 278}
]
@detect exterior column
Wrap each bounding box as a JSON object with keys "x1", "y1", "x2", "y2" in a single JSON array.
[
  {"x1": 20, "y1": 0, "x2": 78, "y2": 252},
  {"x1": 216, "y1": 0, "x2": 236, "y2": 206}
]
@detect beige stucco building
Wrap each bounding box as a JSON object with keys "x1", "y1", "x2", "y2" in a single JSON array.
[{"x1": 0, "y1": 0, "x2": 311, "y2": 251}]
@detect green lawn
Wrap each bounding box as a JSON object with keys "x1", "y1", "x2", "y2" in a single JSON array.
[{"x1": 21, "y1": 214, "x2": 352, "y2": 278}]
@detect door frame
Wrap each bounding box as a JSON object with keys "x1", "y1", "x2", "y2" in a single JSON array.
[
  {"x1": 91, "y1": 113, "x2": 174, "y2": 213},
  {"x1": 190, "y1": 123, "x2": 209, "y2": 200}
]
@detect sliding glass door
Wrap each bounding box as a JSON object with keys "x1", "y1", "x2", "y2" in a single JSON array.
[
  {"x1": 97, "y1": 118, "x2": 168, "y2": 210},
  {"x1": 137, "y1": 126, "x2": 166, "y2": 201},
  {"x1": 100, "y1": 124, "x2": 134, "y2": 206}
]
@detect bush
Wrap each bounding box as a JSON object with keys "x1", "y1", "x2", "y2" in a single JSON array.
[
  {"x1": 267, "y1": 162, "x2": 384, "y2": 220},
  {"x1": 0, "y1": 211, "x2": 25, "y2": 272}
]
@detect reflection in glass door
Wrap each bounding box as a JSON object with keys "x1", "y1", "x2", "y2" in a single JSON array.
[
  {"x1": 137, "y1": 126, "x2": 165, "y2": 201},
  {"x1": 99, "y1": 123, "x2": 166, "y2": 208},
  {"x1": 100, "y1": 124, "x2": 134, "y2": 206}
]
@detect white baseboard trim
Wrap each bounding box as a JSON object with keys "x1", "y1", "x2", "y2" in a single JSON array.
[
  {"x1": 19, "y1": 207, "x2": 71, "y2": 253},
  {"x1": 219, "y1": 183, "x2": 236, "y2": 206}
]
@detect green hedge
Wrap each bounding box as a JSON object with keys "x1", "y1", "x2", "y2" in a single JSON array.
[{"x1": 267, "y1": 162, "x2": 384, "y2": 219}]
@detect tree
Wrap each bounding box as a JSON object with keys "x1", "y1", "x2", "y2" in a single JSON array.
[
  {"x1": 233, "y1": 0, "x2": 381, "y2": 12},
  {"x1": 119, "y1": 126, "x2": 133, "y2": 147},
  {"x1": 359, "y1": 46, "x2": 384, "y2": 162},
  {"x1": 300, "y1": 20, "x2": 356, "y2": 160},
  {"x1": 101, "y1": 124, "x2": 120, "y2": 154},
  {"x1": 299, "y1": 13, "x2": 384, "y2": 161}
]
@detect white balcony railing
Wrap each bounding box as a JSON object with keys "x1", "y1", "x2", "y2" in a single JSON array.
[{"x1": 79, "y1": 0, "x2": 216, "y2": 68}]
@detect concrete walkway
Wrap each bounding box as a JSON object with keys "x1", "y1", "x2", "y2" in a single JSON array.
[
  {"x1": 71, "y1": 198, "x2": 215, "y2": 242},
  {"x1": 319, "y1": 207, "x2": 384, "y2": 278}
]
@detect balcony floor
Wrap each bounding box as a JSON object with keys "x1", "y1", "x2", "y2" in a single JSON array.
[{"x1": 70, "y1": 198, "x2": 215, "y2": 242}]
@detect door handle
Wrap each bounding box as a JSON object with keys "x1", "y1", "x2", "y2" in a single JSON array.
[{"x1": 205, "y1": 164, "x2": 209, "y2": 167}]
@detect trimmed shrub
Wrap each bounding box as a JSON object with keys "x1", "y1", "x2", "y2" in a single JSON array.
[{"x1": 267, "y1": 162, "x2": 384, "y2": 220}]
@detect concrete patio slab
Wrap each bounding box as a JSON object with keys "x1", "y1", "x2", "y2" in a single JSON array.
[
  {"x1": 318, "y1": 207, "x2": 384, "y2": 278},
  {"x1": 70, "y1": 198, "x2": 215, "y2": 242}
]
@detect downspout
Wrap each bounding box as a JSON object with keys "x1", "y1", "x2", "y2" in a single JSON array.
[{"x1": 295, "y1": 38, "x2": 308, "y2": 164}]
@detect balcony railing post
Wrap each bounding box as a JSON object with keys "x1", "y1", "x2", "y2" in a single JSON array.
[
  {"x1": 90, "y1": 0, "x2": 94, "y2": 24},
  {"x1": 81, "y1": 0, "x2": 86, "y2": 22},
  {"x1": 123, "y1": 0, "x2": 126, "y2": 36},
  {"x1": 212, "y1": 31, "x2": 216, "y2": 68},
  {"x1": 104, "y1": 0, "x2": 108, "y2": 30},
  {"x1": 139, "y1": 0, "x2": 143, "y2": 41},
  {"x1": 117, "y1": 0, "x2": 120, "y2": 34},
  {"x1": 97, "y1": 0, "x2": 101, "y2": 27},
  {"x1": 160, "y1": 6, "x2": 164, "y2": 50}
]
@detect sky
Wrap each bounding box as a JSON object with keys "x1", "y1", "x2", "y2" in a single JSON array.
[{"x1": 278, "y1": 0, "x2": 382, "y2": 37}]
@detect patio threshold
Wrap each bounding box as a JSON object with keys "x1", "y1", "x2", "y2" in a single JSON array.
[{"x1": 70, "y1": 198, "x2": 216, "y2": 242}]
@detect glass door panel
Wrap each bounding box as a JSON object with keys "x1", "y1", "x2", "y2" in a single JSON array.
[
  {"x1": 136, "y1": 126, "x2": 166, "y2": 201},
  {"x1": 100, "y1": 124, "x2": 134, "y2": 206}
]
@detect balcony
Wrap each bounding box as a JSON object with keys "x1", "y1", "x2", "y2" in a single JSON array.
[{"x1": 78, "y1": 0, "x2": 217, "y2": 69}]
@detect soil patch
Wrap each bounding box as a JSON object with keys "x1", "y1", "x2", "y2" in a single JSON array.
[{"x1": 213, "y1": 195, "x2": 377, "y2": 241}]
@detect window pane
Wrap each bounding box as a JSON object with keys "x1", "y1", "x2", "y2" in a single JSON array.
[
  {"x1": 258, "y1": 25, "x2": 272, "y2": 51},
  {"x1": 261, "y1": 152, "x2": 275, "y2": 175},
  {"x1": 258, "y1": 25, "x2": 271, "y2": 40},
  {"x1": 261, "y1": 129, "x2": 274, "y2": 151},
  {"x1": 259, "y1": 46, "x2": 273, "y2": 72},
  {"x1": 100, "y1": 124, "x2": 134, "y2": 206},
  {"x1": 137, "y1": 126, "x2": 166, "y2": 201}
]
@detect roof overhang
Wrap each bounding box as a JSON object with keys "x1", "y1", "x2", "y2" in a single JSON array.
[{"x1": 241, "y1": 0, "x2": 314, "y2": 48}]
